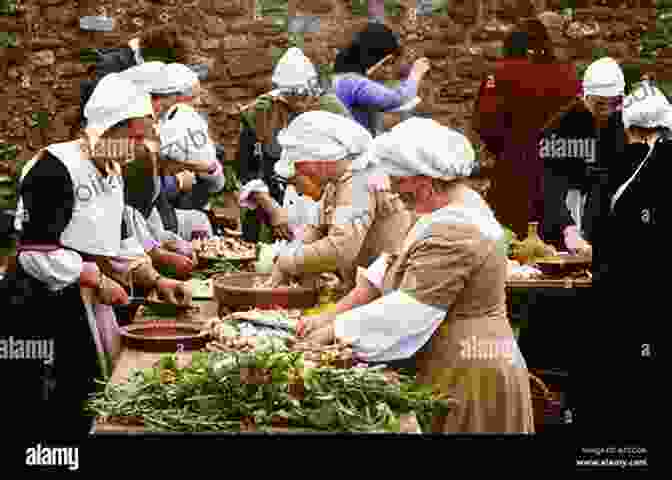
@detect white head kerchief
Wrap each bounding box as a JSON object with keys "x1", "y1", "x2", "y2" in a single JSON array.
[
  {"x1": 622, "y1": 82, "x2": 672, "y2": 130},
  {"x1": 356, "y1": 118, "x2": 475, "y2": 180},
  {"x1": 84, "y1": 73, "x2": 154, "y2": 141},
  {"x1": 582, "y1": 57, "x2": 625, "y2": 98},
  {"x1": 151, "y1": 63, "x2": 199, "y2": 95},
  {"x1": 117, "y1": 61, "x2": 166, "y2": 94},
  {"x1": 274, "y1": 111, "x2": 373, "y2": 178},
  {"x1": 271, "y1": 47, "x2": 319, "y2": 92}
]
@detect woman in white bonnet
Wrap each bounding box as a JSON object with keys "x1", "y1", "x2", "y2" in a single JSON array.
[
  {"x1": 1, "y1": 73, "x2": 191, "y2": 439},
  {"x1": 585, "y1": 81, "x2": 669, "y2": 434},
  {"x1": 542, "y1": 56, "x2": 627, "y2": 255},
  {"x1": 300, "y1": 118, "x2": 534, "y2": 433},
  {"x1": 256, "y1": 111, "x2": 414, "y2": 296}
]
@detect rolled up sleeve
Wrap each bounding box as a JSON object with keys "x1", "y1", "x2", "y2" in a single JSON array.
[
  {"x1": 284, "y1": 176, "x2": 375, "y2": 275},
  {"x1": 334, "y1": 235, "x2": 478, "y2": 362}
]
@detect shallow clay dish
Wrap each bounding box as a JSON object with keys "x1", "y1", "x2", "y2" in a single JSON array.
[
  {"x1": 213, "y1": 272, "x2": 319, "y2": 310},
  {"x1": 534, "y1": 255, "x2": 592, "y2": 277},
  {"x1": 120, "y1": 322, "x2": 209, "y2": 352}
]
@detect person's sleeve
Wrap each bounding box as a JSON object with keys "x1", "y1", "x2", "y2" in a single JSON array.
[
  {"x1": 334, "y1": 234, "x2": 479, "y2": 362},
  {"x1": 162, "y1": 176, "x2": 180, "y2": 202},
  {"x1": 282, "y1": 176, "x2": 375, "y2": 275},
  {"x1": 238, "y1": 120, "x2": 262, "y2": 184},
  {"x1": 348, "y1": 76, "x2": 419, "y2": 112},
  {"x1": 543, "y1": 160, "x2": 576, "y2": 242},
  {"x1": 16, "y1": 152, "x2": 82, "y2": 290},
  {"x1": 19, "y1": 151, "x2": 75, "y2": 243},
  {"x1": 124, "y1": 161, "x2": 160, "y2": 218}
]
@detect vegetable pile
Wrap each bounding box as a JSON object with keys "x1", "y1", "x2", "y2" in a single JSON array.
[
  {"x1": 89, "y1": 351, "x2": 452, "y2": 433},
  {"x1": 193, "y1": 237, "x2": 257, "y2": 260},
  {"x1": 253, "y1": 276, "x2": 301, "y2": 289}
]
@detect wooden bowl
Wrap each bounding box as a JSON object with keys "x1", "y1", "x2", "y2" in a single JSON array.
[
  {"x1": 534, "y1": 255, "x2": 591, "y2": 277},
  {"x1": 213, "y1": 272, "x2": 319, "y2": 310},
  {"x1": 120, "y1": 321, "x2": 209, "y2": 352}
]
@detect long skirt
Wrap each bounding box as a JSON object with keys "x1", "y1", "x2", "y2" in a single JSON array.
[{"x1": 0, "y1": 261, "x2": 101, "y2": 441}]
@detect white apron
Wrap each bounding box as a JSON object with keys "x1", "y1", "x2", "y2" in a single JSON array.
[
  {"x1": 17, "y1": 141, "x2": 126, "y2": 378},
  {"x1": 337, "y1": 193, "x2": 526, "y2": 367}
]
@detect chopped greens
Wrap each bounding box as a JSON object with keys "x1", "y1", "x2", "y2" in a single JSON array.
[{"x1": 89, "y1": 351, "x2": 451, "y2": 433}]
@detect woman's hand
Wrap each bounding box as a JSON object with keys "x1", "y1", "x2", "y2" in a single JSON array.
[
  {"x1": 410, "y1": 57, "x2": 431, "y2": 80},
  {"x1": 98, "y1": 275, "x2": 129, "y2": 305},
  {"x1": 297, "y1": 311, "x2": 337, "y2": 337},
  {"x1": 269, "y1": 207, "x2": 292, "y2": 240},
  {"x1": 152, "y1": 248, "x2": 194, "y2": 279},
  {"x1": 176, "y1": 171, "x2": 196, "y2": 193},
  {"x1": 128, "y1": 37, "x2": 141, "y2": 50},
  {"x1": 155, "y1": 277, "x2": 192, "y2": 306},
  {"x1": 564, "y1": 226, "x2": 592, "y2": 256},
  {"x1": 268, "y1": 260, "x2": 290, "y2": 288},
  {"x1": 303, "y1": 323, "x2": 335, "y2": 346}
]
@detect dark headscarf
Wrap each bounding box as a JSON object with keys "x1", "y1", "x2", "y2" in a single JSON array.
[
  {"x1": 333, "y1": 22, "x2": 401, "y2": 75},
  {"x1": 503, "y1": 19, "x2": 555, "y2": 62}
]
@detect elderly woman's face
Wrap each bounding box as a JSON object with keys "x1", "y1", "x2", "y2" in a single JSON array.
[
  {"x1": 125, "y1": 115, "x2": 156, "y2": 142},
  {"x1": 292, "y1": 174, "x2": 322, "y2": 201},
  {"x1": 94, "y1": 115, "x2": 156, "y2": 164},
  {"x1": 176, "y1": 81, "x2": 203, "y2": 107},
  {"x1": 294, "y1": 160, "x2": 344, "y2": 181},
  {"x1": 390, "y1": 176, "x2": 421, "y2": 210},
  {"x1": 390, "y1": 175, "x2": 441, "y2": 213},
  {"x1": 584, "y1": 95, "x2": 622, "y2": 121}
]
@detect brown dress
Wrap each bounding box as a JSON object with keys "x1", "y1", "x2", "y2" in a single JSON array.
[
  {"x1": 380, "y1": 210, "x2": 534, "y2": 433},
  {"x1": 287, "y1": 167, "x2": 414, "y2": 293}
]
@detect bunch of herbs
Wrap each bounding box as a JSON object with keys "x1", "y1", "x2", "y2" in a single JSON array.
[{"x1": 88, "y1": 351, "x2": 451, "y2": 433}]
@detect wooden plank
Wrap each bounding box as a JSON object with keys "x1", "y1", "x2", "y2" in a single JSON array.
[
  {"x1": 94, "y1": 344, "x2": 423, "y2": 434},
  {"x1": 506, "y1": 278, "x2": 591, "y2": 289}
]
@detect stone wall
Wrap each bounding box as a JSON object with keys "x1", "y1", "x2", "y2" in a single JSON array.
[{"x1": 0, "y1": 0, "x2": 663, "y2": 168}]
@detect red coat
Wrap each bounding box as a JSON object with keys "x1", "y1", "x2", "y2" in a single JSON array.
[{"x1": 473, "y1": 58, "x2": 580, "y2": 239}]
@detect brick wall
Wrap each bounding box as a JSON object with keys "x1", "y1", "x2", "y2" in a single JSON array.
[{"x1": 0, "y1": 0, "x2": 661, "y2": 168}]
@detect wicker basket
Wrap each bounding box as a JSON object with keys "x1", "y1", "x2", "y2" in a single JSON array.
[{"x1": 529, "y1": 373, "x2": 562, "y2": 432}]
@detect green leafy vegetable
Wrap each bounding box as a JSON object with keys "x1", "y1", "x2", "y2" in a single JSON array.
[{"x1": 89, "y1": 351, "x2": 450, "y2": 433}]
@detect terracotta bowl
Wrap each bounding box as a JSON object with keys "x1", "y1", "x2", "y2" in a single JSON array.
[
  {"x1": 120, "y1": 321, "x2": 209, "y2": 352},
  {"x1": 533, "y1": 255, "x2": 592, "y2": 277},
  {"x1": 213, "y1": 272, "x2": 319, "y2": 311}
]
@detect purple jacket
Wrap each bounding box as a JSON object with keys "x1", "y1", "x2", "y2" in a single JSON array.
[{"x1": 333, "y1": 73, "x2": 418, "y2": 131}]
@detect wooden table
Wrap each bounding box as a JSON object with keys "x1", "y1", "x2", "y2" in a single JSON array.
[
  {"x1": 506, "y1": 277, "x2": 591, "y2": 289},
  {"x1": 94, "y1": 299, "x2": 423, "y2": 434}
]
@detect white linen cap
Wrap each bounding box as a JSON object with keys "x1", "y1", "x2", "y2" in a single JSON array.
[
  {"x1": 117, "y1": 61, "x2": 166, "y2": 94},
  {"x1": 151, "y1": 63, "x2": 200, "y2": 95},
  {"x1": 358, "y1": 118, "x2": 475, "y2": 180},
  {"x1": 582, "y1": 57, "x2": 625, "y2": 98},
  {"x1": 158, "y1": 103, "x2": 215, "y2": 170},
  {"x1": 272, "y1": 47, "x2": 319, "y2": 90},
  {"x1": 622, "y1": 82, "x2": 672, "y2": 130},
  {"x1": 274, "y1": 111, "x2": 373, "y2": 178},
  {"x1": 84, "y1": 73, "x2": 154, "y2": 138}
]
